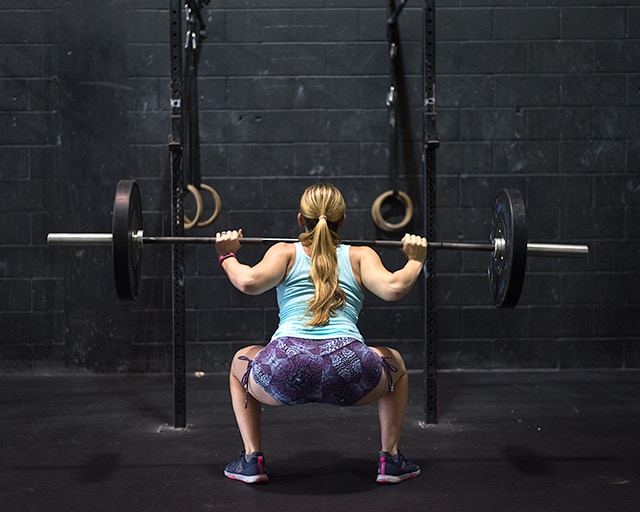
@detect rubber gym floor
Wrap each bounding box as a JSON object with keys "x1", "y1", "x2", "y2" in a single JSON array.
[{"x1": 1, "y1": 370, "x2": 639, "y2": 512}]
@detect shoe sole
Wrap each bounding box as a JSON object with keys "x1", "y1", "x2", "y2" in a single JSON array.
[
  {"x1": 376, "y1": 469, "x2": 421, "y2": 484},
  {"x1": 224, "y1": 470, "x2": 269, "y2": 484}
]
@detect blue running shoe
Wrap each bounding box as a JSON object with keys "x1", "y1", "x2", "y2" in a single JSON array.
[
  {"x1": 376, "y1": 451, "x2": 421, "y2": 483},
  {"x1": 224, "y1": 451, "x2": 269, "y2": 483}
]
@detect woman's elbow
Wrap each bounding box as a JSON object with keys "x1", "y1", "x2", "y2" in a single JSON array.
[
  {"x1": 388, "y1": 291, "x2": 410, "y2": 302},
  {"x1": 380, "y1": 284, "x2": 412, "y2": 302},
  {"x1": 233, "y1": 276, "x2": 263, "y2": 295}
]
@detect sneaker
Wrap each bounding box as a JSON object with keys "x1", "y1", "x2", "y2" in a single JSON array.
[
  {"x1": 224, "y1": 451, "x2": 269, "y2": 483},
  {"x1": 376, "y1": 451, "x2": 421, "y2": 484}
]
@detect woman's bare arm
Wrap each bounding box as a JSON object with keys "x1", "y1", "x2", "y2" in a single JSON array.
[
  {"x1": 355, "y1": 234, "x2": 427, "y2": 302},
  {"x1": 216, "y1": 230, "x2": 294, "y2": 295}
]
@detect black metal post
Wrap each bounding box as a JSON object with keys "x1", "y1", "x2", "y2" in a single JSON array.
[
  {"x1": 423, "y1": 0, "x2": 439, "y2": 425},
  {"x1": 169, "y1": 0, "x2": 187, "y2": 430}
]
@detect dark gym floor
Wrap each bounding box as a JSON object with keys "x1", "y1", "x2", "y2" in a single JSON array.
[{"x1": 1, "y1": 370, "x2": 639, "y2": 512}]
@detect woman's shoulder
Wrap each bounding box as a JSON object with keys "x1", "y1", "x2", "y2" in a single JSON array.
[
  {"x1": 346, "y1": 244, "x2": 376, "y2": 257},
  {"x1": 260, "y1": 241, "x2": 298, "y2": 263},
  {"x1": 345, "y1": 244, "x2": 380, "y2": 265},
  {"x1": 268, "y1": 241, "x2": 298, "y2": 255}
]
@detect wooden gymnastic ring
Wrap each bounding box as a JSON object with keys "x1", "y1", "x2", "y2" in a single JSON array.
[
  {"x1": 184, "y1": 184, "x2": 204, "y2": 230},
  {"x1": 371, "y1": 189, "x2": 414, "y2": 232},
  {"x1": 193, "y1": 184, "x2": 222, "y2": 228}
]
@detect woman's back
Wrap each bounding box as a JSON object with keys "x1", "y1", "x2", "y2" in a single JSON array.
[{"x1": 272, "y1": 242, "x2": 364, "y2": 341}]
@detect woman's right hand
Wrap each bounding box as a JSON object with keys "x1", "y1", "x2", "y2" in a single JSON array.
[
  {"x1": 354, "y1": 235, "x2": 427, "y2": 301},
  {"x1": 401, "y1": 233, "x2": 428, "y2": 263}
]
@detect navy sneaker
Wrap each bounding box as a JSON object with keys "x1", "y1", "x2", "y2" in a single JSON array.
[
  {"x1": 376, "y1": 451, "x2": 421, "y2": 483},
  {"x1": 224, "y1": 451, "x2": 269, "y2": 483}
]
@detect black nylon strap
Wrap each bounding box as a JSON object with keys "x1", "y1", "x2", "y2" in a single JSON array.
[
  {"x1": 386, "y1": 1, "x2": 408, "y2": 195},
  {"x1": 184, "y1": 32, "x2": 202, "y2": 188},
  {"x1": 387, "y1": 2, "x2": 400, "y2": 194},
  {"x1": 183, "y1": 0, "x2": 208, "y2": 189}
]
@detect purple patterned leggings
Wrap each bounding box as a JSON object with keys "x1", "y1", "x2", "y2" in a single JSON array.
[{"x1": 239, "y1": 336, "x2": 397, "y2": 407}]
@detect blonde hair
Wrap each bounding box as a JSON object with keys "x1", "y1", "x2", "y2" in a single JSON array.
[{"x1": 298, "y1": 183, "x2": 346, "y2": 327}]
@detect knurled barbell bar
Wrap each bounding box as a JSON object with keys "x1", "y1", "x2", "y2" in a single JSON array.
[{"x1": 47, "y1": 180, "x2": 589, "y2": 307}]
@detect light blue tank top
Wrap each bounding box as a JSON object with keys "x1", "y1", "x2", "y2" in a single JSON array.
[{"x1": 271, "y1": 242, "x2": 365, "y2": 341}]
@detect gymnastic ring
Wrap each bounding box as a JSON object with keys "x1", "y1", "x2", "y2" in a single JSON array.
[
  {"x1": 371, "y1": 189, "x2": 414, "y2": 232},
  {"x1": 184, "y1": 184, "x2": 204, "y2": 230},
  {"x1": 194, "y1": 183, "x2": 222, "y2": 228}
]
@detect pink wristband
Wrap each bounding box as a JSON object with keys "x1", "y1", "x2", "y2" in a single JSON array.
[{"x1": 218, "y1": 252, "x2": 236, "y2": 265}]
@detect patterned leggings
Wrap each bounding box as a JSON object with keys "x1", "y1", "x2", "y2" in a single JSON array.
[{"x1": 239, "y1": 336, "x2": 397, "y2": 407}]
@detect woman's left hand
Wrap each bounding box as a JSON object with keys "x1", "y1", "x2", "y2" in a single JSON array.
[{"x1": 215, "y1": 228, "x2": 243, "y2": 257}]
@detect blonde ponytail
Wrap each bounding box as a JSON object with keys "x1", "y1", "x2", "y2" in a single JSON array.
[{"x1": 298, "y1": 184, "x2": 347, "y2": 326}]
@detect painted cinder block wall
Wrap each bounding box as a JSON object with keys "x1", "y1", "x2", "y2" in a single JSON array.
[{"x1": 0, "y1": 0, "x2": 638, "y2": 373}]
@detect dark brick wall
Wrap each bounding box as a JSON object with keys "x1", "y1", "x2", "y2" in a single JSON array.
[{"x1": 0, "y1": 0, "x2": 638, "y2": 373}]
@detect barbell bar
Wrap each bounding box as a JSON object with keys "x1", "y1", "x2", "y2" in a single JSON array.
[
  {"x1": 47, "y1": 233, "x2": 588, "y2": 258},
  {"x1": 46, "y1": 180, "x2": 589, "y2": 307}
]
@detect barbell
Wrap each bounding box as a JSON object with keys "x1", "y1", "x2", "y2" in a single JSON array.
[{"x1": 47, "y1": 180, "x2": 589, "y2": 307}]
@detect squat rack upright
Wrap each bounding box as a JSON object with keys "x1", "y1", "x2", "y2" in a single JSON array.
[
  {"x1": 165, "y1": 1, "x2": 440, "y2": 429},
  {"x1": 422, "y1": 0, "x2": 439, "y2": 426}
]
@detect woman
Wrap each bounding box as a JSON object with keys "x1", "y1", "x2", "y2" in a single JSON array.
[{"x1": 215, "y1": 183, "x2": 427, "y2": 484}]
